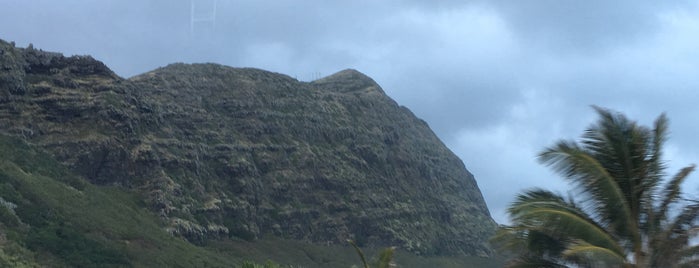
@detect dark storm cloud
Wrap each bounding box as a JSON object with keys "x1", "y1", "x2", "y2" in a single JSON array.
[{"x1": 3, "y1": 1, "x2": 699, "y2": 224}]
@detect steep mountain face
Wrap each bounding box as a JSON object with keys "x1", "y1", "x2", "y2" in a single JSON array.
[{"x1": 0, "y1": 39, "x2": 496, "y2": 256}]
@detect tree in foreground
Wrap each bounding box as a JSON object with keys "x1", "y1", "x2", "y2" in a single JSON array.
[
  {"x1": 493, "y1": 107, "x2": 699, "y2": 267},
  {"x1": 348, "y1": 239, "x2": 396, "y2": 268}
]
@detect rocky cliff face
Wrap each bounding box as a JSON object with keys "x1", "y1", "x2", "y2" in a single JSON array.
[{"x1": 0, "y1": 39, "x2": 496, "y2": 256}]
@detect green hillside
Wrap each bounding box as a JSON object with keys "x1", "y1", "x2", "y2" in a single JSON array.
[
  {"x1": 0, "y1": 135, "x2": 501, "y2": 267},
  {"x1": 0, "y1": 39, "x2": 503, "y2": 267},
  {"x1": 0, "y1": 135, "x2": 237, "y2": 267}
]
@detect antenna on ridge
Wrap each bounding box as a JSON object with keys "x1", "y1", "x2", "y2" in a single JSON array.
[{"x1": 190, "y1": 0, "x2": 218, "y2": 36}]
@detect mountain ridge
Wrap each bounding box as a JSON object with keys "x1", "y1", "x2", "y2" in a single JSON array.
[{"x1": 0, "y1": 38, "x2": 496, "y2": 258}]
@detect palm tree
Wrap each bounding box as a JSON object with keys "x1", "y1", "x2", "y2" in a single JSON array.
[
  {"x1": 493, "y1": 107, "x2": 699, "y2": 267},
  {"x1": 348, "y1": 240, "x2": 396, "y2": 268}
]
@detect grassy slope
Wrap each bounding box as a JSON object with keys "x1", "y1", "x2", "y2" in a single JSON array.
[
  {"x1": 208, "y1": 238, "x2": 503, "y2": 268},
  {"x1": 0, "y1": 135, "x2": 236, "y2": 267},
  {"x1": 0, "y1": 135, "x2": 503, "y2": 267}
]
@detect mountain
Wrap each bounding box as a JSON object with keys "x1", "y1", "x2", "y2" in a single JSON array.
[{"x1": 0, "y1": 39, "x2": 497, "y2": 266}]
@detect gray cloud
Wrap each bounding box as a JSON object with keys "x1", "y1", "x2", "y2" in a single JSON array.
[{"x1": 483, "y1": 1, "x2": 697, "y2": 54}]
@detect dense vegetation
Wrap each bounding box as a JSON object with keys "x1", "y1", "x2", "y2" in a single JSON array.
[
  {"x1": 495, "y1": 107, "x2": 699, "y2": 267},
  {"x1": 0, "y1": 134, "x2": 502, "y2": 267},
  {"x1": 0, "y1": 38, "x2": 495, "y2": 257},
  {"x1": 0, "y1": 135, "x2": 238, "y2": 267},
  {"x1": 0, "y1": 39, "x2": 503, "y2": 267}
]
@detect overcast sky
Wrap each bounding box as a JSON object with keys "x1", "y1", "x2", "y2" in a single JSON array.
[{"x1": 3, "y1": 0, "x2": 699, "y2": 224}]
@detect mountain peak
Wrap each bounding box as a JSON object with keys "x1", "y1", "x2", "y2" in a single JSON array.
[
  {"x1": 323, "y1": 68, "x2": 370, "y2": 80},
  {"x1": 312, "y1": 68, "x2": 386, "y2": 96}
]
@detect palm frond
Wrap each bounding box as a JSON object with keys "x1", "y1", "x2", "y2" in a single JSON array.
[
  {"x1": 673, "y1": 203, "x2": 699, "y2": 229},
  {"x1": 562, "y1": 240, "x2": 626, "y2": 267},
  {"x1": 539, "y1": 142, "x2": 636, "y2": 244},
  {"x1": 508, "y1": 189, "x2": 624, "y2": 256},
  {"x1": 649, "y1": 203, "x2": 699, "y2": 268},
  {"x1": 680, "y1": 243, "x2": 699, "y2": 259},
  {"x1": 375, "y1": 247, "x2": 395, "y2": 268},
  {"x1": 492, "y1": 225, "x2": 567, "y2": 258},
  {"x1": 499, "y1": 108, "x2": 697, "y2": 268},
  {"x1": 504, "y1": 256, "x2": 569, "y2": 268},
  {"x1": 648, "y1": 113, "x2": 668, "y2": 178},
  {"x1": 347, "y1": 239, "x2": 369, "y2": 268},
  {"x1": 491, "y1": 226, "x2": 527, "y2": 252},
  {"x1": 664, "y1": 203, "x2": 699, "y2": 241},
  {"x1": 657, "y1": 165, "x2": 696, "y2": 223},
  {"x1": 585, "y1": 108, "x2": 660, "y2": 219}
]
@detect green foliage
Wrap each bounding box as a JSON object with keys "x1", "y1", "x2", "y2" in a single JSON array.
[
  {"x1": 240, "y1": 260, "x2": 280, "y2": 268},
  {"x1": 207, "y1": 237, "x2": 501, "y2": 268},
  {"x1": 0, "y1": 135, "x2": 237, "y2": 267},
  {"x1": 495, "y1": 107, "x2": 699, "y2": 267},
  {"x1": 25, "y1": 223, "x2": 129, "y2": 267},
  {"x1": 239, "y1": 259, "x2": 310, "y2": 268},
  {"x1": 375, "y1": 247, "x2": 396, "y2": 268},
  {"x1": 0, "y1": 203, "x2": 21, "y2": 228},
  {"x1": 0, "y1": 131, "x2": 500, "y2": 268},
  {"x1": 348, "y1": 239, "x2": 396, "y2": 268},
  {"x1": 0, "y1": 253, "x2": 34, "y2": 268}
]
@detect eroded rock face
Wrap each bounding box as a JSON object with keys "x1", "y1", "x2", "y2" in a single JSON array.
[{"x1": 0, "y1": 39, "x2": 496, "y2": 256}]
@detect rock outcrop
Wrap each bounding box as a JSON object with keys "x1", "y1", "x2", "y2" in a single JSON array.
[{"x1": 0, "y1": 39, "x2": 496, "y2": 256}]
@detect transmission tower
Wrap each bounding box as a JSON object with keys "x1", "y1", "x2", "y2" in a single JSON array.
[{"x1": 190, "y1": 0, "x2": 218, "y2": 35}]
